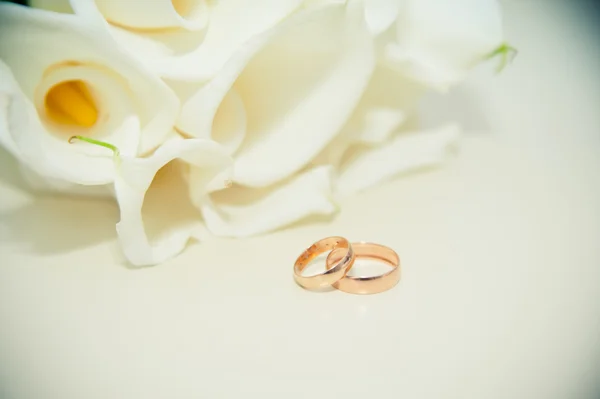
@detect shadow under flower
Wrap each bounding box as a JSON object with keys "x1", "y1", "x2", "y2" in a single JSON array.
[
  {"x1": 0, "y1": 195, "x2": 119, "y2": 255},
  {"x1": 0, "y1": 147, "x2": 119, "y2": 255}
]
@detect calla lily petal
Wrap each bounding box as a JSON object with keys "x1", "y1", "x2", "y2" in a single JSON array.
[
  {"x1": 0, "y1": 60, "x2": 129, "y2": 184},
  {"x1": 303, "y1": 0, "x2": 400, "y2": 36},
  {"x1": 364, "y1": 0, "x2": 402, "y2": 35},
  {"x1": 233, "y1": 3, "x2": 374, "y2": 187},
  {"x1": 177, "y1": 2, "x2": 375, "y2": 187},
  {"x1": 315, "y1": 64, "x2": 424, "y2": 167},
  {"x1": 114, "y1": 137, "x2": 233, "y2": 267},
  {"x1": 198, "y1": 166, "x2": 337, "y2": 238},
  {"x1": 384, "y1": 0, "x2": 503, "y2": 89},
  {"x1": 18, "y1": 164, "x2": 113, "y2": 198},
  {"x1": 93, "y1": 0, "x2": 209, "y2": 31},
  {"x1": 70, "y1": 0, "x2": 304, "y2": 81},
  {"x1": 173, "y1": 77, "x2": 248, "y2": 155},
  {"x1": 0, "y1": 5, "x2": 179, "y2": 184},
  {"x1": 335, "y1": 124, "x2": 460, "y2": 198},
  {"x1": 0, "y1": 90, "x2": 19, "y2": 158}
]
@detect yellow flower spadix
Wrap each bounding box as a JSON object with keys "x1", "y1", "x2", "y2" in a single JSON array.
[{"x1": 45, "y1": 80, "x2": 98, "y2": 128}]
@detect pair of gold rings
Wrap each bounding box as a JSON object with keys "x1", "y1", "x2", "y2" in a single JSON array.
[{"x1": 293, "y1": 236, "x2": 400, "y2": 295}]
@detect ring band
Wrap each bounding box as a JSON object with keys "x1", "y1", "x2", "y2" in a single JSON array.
[
  {"x1": 293, "y1": 236, "x2": 355, "y2": 289},
  {"x1": 326, "y1": 242, "x2": 400, "y2": 294}
]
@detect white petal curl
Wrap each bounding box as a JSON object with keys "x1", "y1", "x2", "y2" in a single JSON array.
[
  {"x1": 176, "y1": 2, "x2": 376, "y2": 187},
  {"x1": 334, "y1": 124, "x2": 460, "y2": 199},
  {"x1": 94, "y1": 0, "x2": 209, "y2": 31},
  {"x1": 114, "y1": 137, "x2": 233, "y2": 267},
  {"x1": 364, "y1": 0, "x2": 402, "y2": 35},
  {"x1": 199, "y1": 166, "x2": 337, "y2": 238},
  {"x1": 302, "y1": 0, "x2": 400, "y2": 35}
]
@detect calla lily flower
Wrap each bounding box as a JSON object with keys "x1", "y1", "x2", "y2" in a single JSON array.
[
  {"x1": 0, "y1": 4, "x2": 179, "y2": 185},
  {"x1": 175, "y1": 2, "x2": 375, "y2": 187},
  {"x1": 114, "y1": 136, "x2": 233, "y2": 266}
]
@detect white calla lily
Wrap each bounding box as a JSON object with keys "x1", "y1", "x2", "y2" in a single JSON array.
[
  {"x1": 0, "y1": 5, "x2": 179, "y2": 185},
  {"x1": 382, "y1": 0, "x2": 504, "y2": 89},
  {"x1": 114, "y1": 137, "x2": 233, "y2": 267},
  {"x1": 334, "y1": 124, "x2": 460, "y2": 198},
  {"x1": 70, "y1": 0, "x2": 304, "y2": 81},
  {"x1": 175, "y1": 2, "x2": 375, "y2": 187},
  {"x1": 199, "y1": 166, "x2": 337, "y2": 238}
]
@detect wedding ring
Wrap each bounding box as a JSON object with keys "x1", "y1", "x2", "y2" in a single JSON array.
[
  {"x1": 326, "y1": 242, "x2": 400, "y2": 294},
  {"x1": 293, "y1": 236, "x2": 355, "y2": 289}
]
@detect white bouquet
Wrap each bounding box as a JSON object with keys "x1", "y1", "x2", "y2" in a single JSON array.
[{"x1": 0, "y1": 0, "x2": 512, "y2": 266}]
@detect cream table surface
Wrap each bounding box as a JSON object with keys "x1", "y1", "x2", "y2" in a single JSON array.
[{"x1": 1, "y1": 1, "x2": 600, "y2": 398}]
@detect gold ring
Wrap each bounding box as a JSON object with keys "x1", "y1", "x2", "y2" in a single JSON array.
[
  {"x1": 293, "y1": 236, "x2": 355, "y2": 289},
  {"x1": 326, "y1": 242, "x2": 400, "y2": 294}
]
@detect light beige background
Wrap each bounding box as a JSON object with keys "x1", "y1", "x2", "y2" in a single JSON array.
[{"x1": 1, "y1": 1, "x2": 599, "y2": 398}]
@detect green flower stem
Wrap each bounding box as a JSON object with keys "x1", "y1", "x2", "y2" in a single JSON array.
[
  {"x1": 485, "y1": 42, "x2": 518, "y2": 73},
  {"x1": 68, "y1": 135, "x2": 121, "y2": 163}
]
